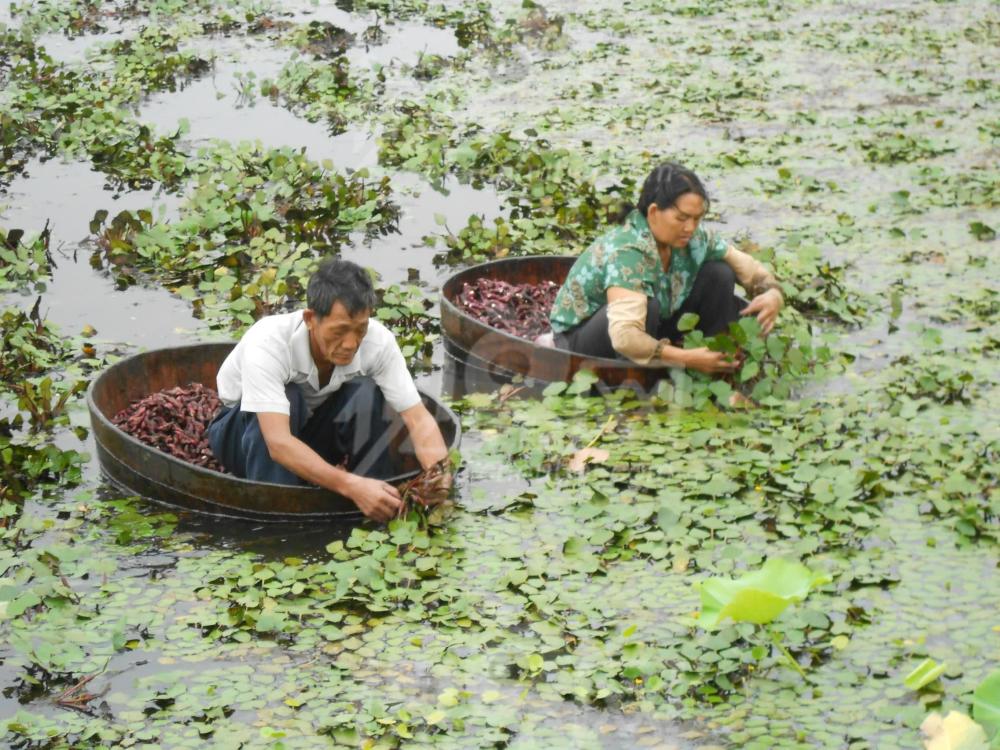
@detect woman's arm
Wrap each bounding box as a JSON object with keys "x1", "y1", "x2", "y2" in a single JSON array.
[
  {"x1": 723, "y1": 246, "x2": 784, "y2": 334},
  {"x1": 605, "y1": 287, "x2": 659, "y2": 364},
  {"x1": 606, "y1": 287, "x2": 739, "y2": 374}
]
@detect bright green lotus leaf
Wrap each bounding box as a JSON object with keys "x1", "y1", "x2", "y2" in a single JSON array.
[
  {"x1": 698, "y1": 558, "x2": 830, "y2": 629},
  {"x1": 905, "y1": 658, "x2": 948, "y2": 691},
  {"x1": 973, "y1": 669, "x2": 1000, "y2": 738}
]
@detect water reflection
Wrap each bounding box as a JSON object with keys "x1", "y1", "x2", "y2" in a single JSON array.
[
  {"x1": 0, "y1": 158, "x2": 196, "y2": 348},
  {"x1": 344, "y1": 173, "x2": 504, "y2": 288},
  {"x1": 281, "y1": 0, "x2": 460, "y2": 69},
  {"x1": 138, "y1": 37, "x2": 383, "y2": 171}
]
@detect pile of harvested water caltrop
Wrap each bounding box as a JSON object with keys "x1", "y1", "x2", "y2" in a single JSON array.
[
  {"x1": 112, "y1": 384, "x2": 224, "y2": 471},
  {"x1": 456, "y1": 278, "x2": 560, "y2": 339},
  {"x1": 1, "y1": 0, "x2": 998, "y2": 748}
]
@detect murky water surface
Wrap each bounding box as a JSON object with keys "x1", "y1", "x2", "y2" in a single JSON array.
[{"x1": 1, "y1": 0, "x2": 997, "y2": 747}]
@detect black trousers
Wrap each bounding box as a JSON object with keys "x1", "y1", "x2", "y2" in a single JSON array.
[
  {"x1": 554, "y1": 261, "x2": 747, "y2": 359},
  {"x1": 206, "y1": 378, "x2": 396, "y2": 485}
]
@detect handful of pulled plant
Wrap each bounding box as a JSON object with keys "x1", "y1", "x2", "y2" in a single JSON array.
[{"x1": 395, "y1": 458, "x2": 454, "y2": 518}]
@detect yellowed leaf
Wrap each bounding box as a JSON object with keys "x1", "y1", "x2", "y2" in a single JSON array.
[
  {"x1": 921, "y1": 711, "x2": 989, "y2": 750},
  {"x1": 425, "y1": 710, "x2": 447, "y2": 726},
  {"x1": 568, "y1": 447, "x2": 610, "y2": 473}
]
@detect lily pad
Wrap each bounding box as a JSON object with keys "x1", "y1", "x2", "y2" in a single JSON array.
[
  {"x1": 973, "y1": 669, "x2": 1000, "y2": 738},
  {"x1": 698, "y1": 558, "x2": 830, "y2": 629}
]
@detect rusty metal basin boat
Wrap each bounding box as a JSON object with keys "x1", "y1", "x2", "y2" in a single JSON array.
[
  {"x1": 87, "y1": 343, "x2": 461, "y2": 522},
  {"x1": 441, "y1": 256, "x2": 670, "y2": 391}
]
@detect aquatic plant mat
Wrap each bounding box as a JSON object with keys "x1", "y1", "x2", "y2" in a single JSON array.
[{"x1": 1, "y1": 0, "x2": 998, "y2": 748}]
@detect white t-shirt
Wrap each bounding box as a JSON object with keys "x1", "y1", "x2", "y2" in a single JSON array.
[{"x1": 216, "y1": 311, "x2": 421, "y2": 417}]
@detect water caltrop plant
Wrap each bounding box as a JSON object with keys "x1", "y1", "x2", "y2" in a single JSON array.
[
  {"x1": 1, "y1": 0, "x2": 998, "y2": 745},
  {"x1": 698, "y1": 558, "x2": 829, "y2": 629},
  {"x1": 699, "y1": 558, "x2": 830, "y2": 678},
  {"x1": 674, "y1": 309, "x2": 836, "y2": 407}
]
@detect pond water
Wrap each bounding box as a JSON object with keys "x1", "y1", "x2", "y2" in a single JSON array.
[{"x1": 1, "y1": 0, "x2": 998, "y2": 748}]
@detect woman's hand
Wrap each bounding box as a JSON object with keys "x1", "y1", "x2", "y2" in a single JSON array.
[
  {"x1": 741, "y1": 288, "x2": 783, "y2": 334},
  {"x1": 682, "y1": 347, "x2": 741, "y2": 375}
]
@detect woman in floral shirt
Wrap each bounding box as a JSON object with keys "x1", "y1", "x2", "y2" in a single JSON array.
[{"x1": 549, "y1": 162, "x2": 784, "y2": 374}]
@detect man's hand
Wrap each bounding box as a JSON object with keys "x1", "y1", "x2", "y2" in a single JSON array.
[
  {"x1": 741, "y1": 288, "x2": 783, "y2": 334},
  {"x1": 417, "y1": 464, "x2": 453, "y2": 506},
  {"x1": 346, "y1": 475, "x2": 403, "y2": 522},
  {"x1": 682, "y1": 347, "x2": 741, "y2": 375}
]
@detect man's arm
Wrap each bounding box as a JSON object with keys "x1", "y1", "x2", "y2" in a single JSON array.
[
  {"x1": 256, "y1": 411, "x2": 403, "y2": 521},
  {"x1": 399, "y1": 402, "x2": 449, "y2": 469}
]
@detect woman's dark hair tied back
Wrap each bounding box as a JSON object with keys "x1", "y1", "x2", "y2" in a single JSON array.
[
  {"x1": 615, "y1": 161, "x2": 710, "y2": 224},
  {"x1": 610, "y1": 200, "x2": 636, "y2": 225}
]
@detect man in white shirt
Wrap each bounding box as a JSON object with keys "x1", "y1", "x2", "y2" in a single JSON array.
[{"x1": 207, "y1": 258, "x2": 450, "y2": 521}]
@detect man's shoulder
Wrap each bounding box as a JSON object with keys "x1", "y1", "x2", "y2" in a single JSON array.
[
  {"x1": 235, "y1": 311, "x2": 304, "y2": 367},
  {"x1": 360, "y1": 318, "x2": 397, "y2": 355},
  {"x1": 245, "y1": 310, "x2": 303, "y2": 335},
  {"x1": 239, "y1": 310, "x2": 302, "y2": 346}
]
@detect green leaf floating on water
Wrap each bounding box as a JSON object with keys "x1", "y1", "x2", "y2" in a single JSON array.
[
  {"x1": 698, "y1": 558, "x2": 830, "y2": 629},
  {"x1": 973, "y1": 668, "x2": 1000, "y2": 738},
  {"x1": 904, "y1": 657, "x2": 947, "y2": 691}
]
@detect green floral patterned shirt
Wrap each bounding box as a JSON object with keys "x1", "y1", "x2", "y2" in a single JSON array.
[{"x1": 549, "y1": 210, "x2": 729, "y2": 333}]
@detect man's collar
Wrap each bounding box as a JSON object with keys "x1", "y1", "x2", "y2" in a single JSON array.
[{"x1": 290, "y1": 313, "x2": 320, "y2": 389}]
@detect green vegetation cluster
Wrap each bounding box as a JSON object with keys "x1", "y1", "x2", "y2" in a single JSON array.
[{"x1": 0, "y1": 227, "x2": 92, "y2": 508}]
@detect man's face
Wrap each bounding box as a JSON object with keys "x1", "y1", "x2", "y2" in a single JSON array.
[{"x1": 304, "y1": 302, "x2": 370, "y2": 368}]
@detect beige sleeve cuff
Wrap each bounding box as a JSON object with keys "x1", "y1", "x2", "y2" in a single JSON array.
[
  {"x1": 607, "y1": 296, "x2": 661, "y2": 365},
  {"x1": 724, "y1": 246, "x2": 782, "y2": 298}
]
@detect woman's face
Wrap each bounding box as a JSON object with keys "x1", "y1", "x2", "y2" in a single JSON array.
[{"x1": 646, "y1": 192, "x2": 705, "y2": 250}]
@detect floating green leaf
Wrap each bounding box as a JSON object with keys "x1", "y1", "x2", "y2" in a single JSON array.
[
  {"x1": 973, "y1": 669, "x2": 1000, "y2": 739},
  {"x1": 698, "y1": 558, "x2": 830, "y2": 629},
  {"x1": 904, "y1": 658, "x2": 947, "y2": 691}
]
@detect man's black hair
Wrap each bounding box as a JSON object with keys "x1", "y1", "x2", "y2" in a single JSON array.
[{"x1": 306, "y1": 257, "x2": 377, "y2": 317}]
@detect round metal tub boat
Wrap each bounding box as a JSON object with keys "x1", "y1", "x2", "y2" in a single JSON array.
[
  {"x1": 440, "y1": 256, "x2": 670, "y2": 391},
  {"x1": 87, "y1": 343, "x2": 461, "y2": 522}
]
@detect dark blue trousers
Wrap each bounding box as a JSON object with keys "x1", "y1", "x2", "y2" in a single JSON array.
[{"x1": 206, "y1": 378, "x2": 397, "y2": 485}]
